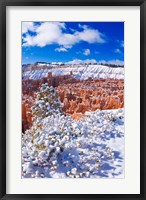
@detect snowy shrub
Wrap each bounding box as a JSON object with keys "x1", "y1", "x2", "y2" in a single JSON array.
[
  {"x1": 31, "y1": 83, "x2": 62, "y2": 121},
  {"x1": 22, "y1": 108, "x2": 124, "y2": 178}
]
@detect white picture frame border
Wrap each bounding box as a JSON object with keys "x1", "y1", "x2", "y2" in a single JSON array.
[{"x1": 6, "y1": 6, "x2": 140, "y2": 194}]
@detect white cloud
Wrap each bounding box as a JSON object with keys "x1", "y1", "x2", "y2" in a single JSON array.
[
  {"x1": 83, "y1": 49, "x2": 90, "y2": 56},
  {"x1": 67, "y1": 59, "x2": 97, "y2": 65},
  {"x1": 114, "y1": 48, "x2": 121, "y2": 54},
  {"x1": 67, "y1": 59, "x2": 82, "y2": 65},
  {"x1": 78, "y1": 24, "x2": 88, "y2": 30},
  {"x1": 84, "y1": 59, "x2": 97, "y2": 64},
  {"x1": 76, "y1": 27, "x2": 105, "y2": 44},
  {"x1": 23, "y1": 22, "x2": 65, "y2": 47},
  {"x1": 55, "y1": 47, "x2": 68, "y2": 52},
  {"x1": 58, "y1": 33, "x2": 78, "y2": 47},
  {"x1": 22, "y1": 22, "x2": 106, "y2": 48},
  {"x1": 98, "y1": 59, "x2": 124, "y2": 66},
  {"x1": 69, "y1": 28, "x2": 76, "y2": 32},
  {"x1": 22, "y1": 22, "x2": 36, "y2": 34},
  {"x1": 116, "y1": 40, "x2": 124, "y2": 48}
]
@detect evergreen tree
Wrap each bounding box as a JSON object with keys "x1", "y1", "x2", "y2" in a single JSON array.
[{"x1": 31, "y1": 83, "x2": 62, "y2": 121}]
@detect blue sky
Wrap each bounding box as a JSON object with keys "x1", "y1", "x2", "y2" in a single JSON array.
[{"x1": 22, "y1": 22, "x2": 124, "y2": 65}]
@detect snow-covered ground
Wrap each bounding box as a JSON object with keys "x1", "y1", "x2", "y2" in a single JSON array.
[
  {"x1": 22, "y1": 108, "x2": 124, "y2": 178},
  {"x1": 22, "y1": 65, "x2": 124, "y2": 80}
]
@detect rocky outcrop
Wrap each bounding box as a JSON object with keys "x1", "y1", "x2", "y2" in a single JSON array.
[
  {"x1": 22, "y1": 73, "x2": 124, "y2": 131},
  {"x1": 22, "y1": 72, "x2": 75, "y2": 96},
  {"x1": 56, "y1": 79, "x2": 124, "y2": 118},
  {"x1": 22, "y1": 95, "x2": 34, "y2": 132}
]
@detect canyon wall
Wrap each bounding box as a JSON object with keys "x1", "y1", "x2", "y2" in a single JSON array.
[{"x1": 22, "y1": 72, "x2": 124, "y2": 131}]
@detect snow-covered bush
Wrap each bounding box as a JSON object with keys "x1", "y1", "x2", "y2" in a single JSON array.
[
  {"x1": 31, "y1": 83, "x2": 62, "y2": 121},
  {"x1": 22, "y1": 108, "x2": 124, "y2": 178}
]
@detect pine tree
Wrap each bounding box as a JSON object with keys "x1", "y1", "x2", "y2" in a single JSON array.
[{"x1": 31, "y1": 83, "x2": 62, "y2": 121}]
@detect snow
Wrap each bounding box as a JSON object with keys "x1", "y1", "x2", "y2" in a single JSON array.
[
  {"x1": 22, "y1": 65, "x2": 124, "y2": 80},
  {"x1": 22, "y1": 108, "x2": 124, "y2": 178}
]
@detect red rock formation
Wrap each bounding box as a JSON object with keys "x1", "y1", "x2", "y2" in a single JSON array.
[
  {"x1": 22, "y1": 73, "x2": 124, "y2": 131},
  {"x1": 22, "y1": 95, "x2": 34, "y2": 132},
  {"x1": 56, "y1": 78, "x2": 124, "y2": 115}
]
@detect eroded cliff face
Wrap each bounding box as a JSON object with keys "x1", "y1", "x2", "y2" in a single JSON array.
[
  {"x1": 22, "y1": 73, "x2": 124, "y2": 132},
  {"x1": 56, "y1": 79, "x2": 124, "y2": 112},
  {"x1": 22, "y1": 95, "x2": 34, "y2": 132}
]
